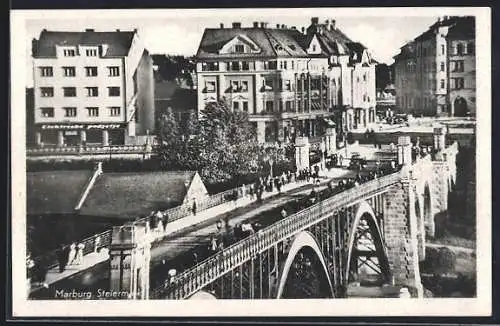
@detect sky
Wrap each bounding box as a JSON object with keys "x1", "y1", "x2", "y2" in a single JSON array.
[{"x1": 22, "y1": 9, "x2": 443, "y2": 87}]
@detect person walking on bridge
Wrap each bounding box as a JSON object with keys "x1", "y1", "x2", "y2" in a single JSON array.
[{"x1": 191, "y1": 198, "x2": 197, "y2": 216}]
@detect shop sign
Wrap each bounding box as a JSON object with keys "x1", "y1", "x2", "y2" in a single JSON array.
[
  {"x1": 64, "y1": 131, "x2": 79, "y2": 136},
  {"x1": 41, "y1": 124, "x2": 126, "y2": 130}
]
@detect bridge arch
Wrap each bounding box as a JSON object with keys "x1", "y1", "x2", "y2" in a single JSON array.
[
  {"x1": 187, "y1": 290, "x2": 218, "y2": 300},
  {"x1": 345, "y1": 201, "x2": 391, "y2": 285},
  {"x1": 275, "y1": 231, "x2": 334, "y2": 299}
]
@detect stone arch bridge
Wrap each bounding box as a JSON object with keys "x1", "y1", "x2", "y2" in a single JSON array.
[{"x1": 110, "y1": 128, "x2": 458, "y2": 300}]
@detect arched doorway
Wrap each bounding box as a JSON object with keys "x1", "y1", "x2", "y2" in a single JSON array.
[
  {"x1": 275, "y1": 231, "x2": 334, "y2": 299},
  {"x1": 345, "y1": 202, "x2": 391, "y2": 289},
  {"x1": 454, "y1": 97, "x2": 468, "y2": 117}
]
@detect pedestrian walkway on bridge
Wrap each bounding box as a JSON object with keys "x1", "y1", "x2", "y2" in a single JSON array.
[{"x1": 29, "y1": 167, "x2": 366, "y2": 297}]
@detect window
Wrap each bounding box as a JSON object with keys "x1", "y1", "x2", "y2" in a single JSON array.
[
  {"x1": 453, "y1": 78, "x2": 464, "y2": 89},
  {"x1": 86, "y1": 107, "x2": 99, "y2": 117},
  {"x1": 457, "y1": 43, "x2": 464, "y2": 55},
  {"x1": 86, "y1": 87, "x2": 99, "y2": 97},
  {"x1": 202, "y1": 62, "x2": 219, "y2": 71},
  {"x1": 291, "y1": 61, "x2": 295, "y2": 70},
  {"x1": 263, "y1": 78, "x2": 273, "y2": 91},
  {"x1": 40, "y1": 87, "x2": 54, "y2": 97},
  {"x1": 265, "y1": 100, "x2": 274, "y2": 112},
  {"x1": 467, "y1": 42, "x2": 475, "y2": 55},
  {"x1": 85, "y1": 48, "x2": 98, "y2": 56},
  {"x1": 241, "y1": 81, "x2": 249, "y2": 92},
  {"x1": 283, "y1": 61, "x2": 288, "y2": 70},
  {"x1": 108, "y1": 87, "x2": 120, "y2": 97},
  {"x1": 63, "y1": 66, "x2": 76, "y2": 77},
  {"x1": 356, "y1": 77, "x2": 360, "y2": 83},
  {"x1": 63, "y1": 87, "x2": 76, "y2": 97},
  {"x1": 234, "y1": 44, "x2": 244, "y2": 53},
  {"x1": 440, "y1": 79, "x2": 445, "y2": 89},
  {"x1": 363, "y1": 74, "x2": 366, "y2": 82},
  {"x1": 85, "y1": 66, "x2": 98, "y2": 77},
  {"x1": 242, "y1": 101, "x2": 248, "y2": 112},
  {"x1": 64, "y1": 107, "x2": 77, "y2": 117},
  {"x1": 39, "y1": 66, "x2": 53, "y2": 77},
  {"x1": 242, "y1": 61, "x2": 250, "y2": 71},
  {"x1": 452, "y1": 60, "x2": 464, "y2": 72},
  {"x1": 230, "y1": 61, "x2": 240, "y2": 71},
  {"x1": 264, "y1": 61, "x2": 277, "y2": 70},
  {"x1": 285, "y1": 100, "x2": 293, "y2": 112},
  {"x1": 233, "y1": 101, "x2": 240, "y2": 110},
  {"x1": 312, "y1": 45, "x2": 317, "y2": 52},
  {"x1": 206, "y1": 81, "x2": 216, "y2": 93},
  {"x1": 441, "y1": 44, "x2": 445, "y2": 55},
  {"x1": 63, "y1": 48, "x2": 76, "y2": 56},
  {"x1": 109, "y1": 107, "x2": 121, "y2": 116},
  {"x1": 40, "y1": 107, "x2": 54, "y2": 117},
  {"x1": 106, "y1": 66, "x2": 120, "y2": 77},
  {"x1": 284, "y1": 80, "x2": 291, "y2": 91},
  {"x1": 440, "y1": 62, "x2": 445, "y2": 71},
  {"x1": 231, "y1": 81, "x2": 239, "y2": 92}
]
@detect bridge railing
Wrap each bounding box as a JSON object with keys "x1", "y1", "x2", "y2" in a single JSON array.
[
  {"x1": 151, "y1": 170, "x2": 404, "y2": 299},
  {"x1": 32, "y1": 230, "x2": 112, "y2": 270},
  {"x1": 30, "y1": 182, "x2": 250, "y2": 272}
]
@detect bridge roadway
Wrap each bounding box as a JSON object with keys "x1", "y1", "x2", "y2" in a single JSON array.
[{"x1": 32, "y1": 167, "x2": 378, "y2": 299}]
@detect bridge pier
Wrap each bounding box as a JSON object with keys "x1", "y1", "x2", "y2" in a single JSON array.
[
  {"x1": 384, "y1": 136, "x2": 423, "y2": 298},
  {"x1": 109, "y1": 221, "x2": 151, "y2": 300}
]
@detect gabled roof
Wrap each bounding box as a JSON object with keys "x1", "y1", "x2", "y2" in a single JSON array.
[
  {"x1": 27, "y1": 170, "x2": 93, "y2": 215},
  {"x1": 33, "y1": 30, "x2": 136, "y2": 58},
  {"x1": 197, "y1": 28, "x2": 308, "y2": 59},
  {"x1": 79, "y1": 171, "x2": 198, "y2": 219}
]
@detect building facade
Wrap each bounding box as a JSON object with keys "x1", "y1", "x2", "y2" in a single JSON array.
[
  {"x1": 196, "y1": 18, "x2": 377, "y2": 144},
  {"x1": 31, "y1": 29, "x2": 155, "y2": 148},
  {"x1": 393, "y1": 16, "x2": 475, "y2": 117}
]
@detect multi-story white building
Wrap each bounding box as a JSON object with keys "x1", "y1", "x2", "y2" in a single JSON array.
[
  {"x1": 196, "y1": 18, "x2": 377, "y2": 144},
  {"x1": 393, "y1": 16, "x2": 475, "y2": 117},
  {"x1": 31, "y1": 29, "x2": 155, "y2": 147}
]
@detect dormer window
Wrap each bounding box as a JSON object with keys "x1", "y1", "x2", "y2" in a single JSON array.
[
  {"x1": 86, "y1": 48, "x2": 98, "y2": 56},
  {"x1": 63, "y1": 48, "x2": 76, "y2": 57},
  {"x1": 234, "y1": 44, "x2": 244, "y2": 53}
]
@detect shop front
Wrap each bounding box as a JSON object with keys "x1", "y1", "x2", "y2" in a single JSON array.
[{"x1": 35, "y1": 123, "x2": 128, "y2": 148}]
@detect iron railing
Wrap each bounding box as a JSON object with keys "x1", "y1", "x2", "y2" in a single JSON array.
[
  {"x1": 151, "y1": 170, "x2": 404, "y2": 299},
  {"x1": 31, "y1": 183, "x2": 250, "y2": 271},
  {"x1": 27, "y1": 144, "x2": 153, "y2": 156}
]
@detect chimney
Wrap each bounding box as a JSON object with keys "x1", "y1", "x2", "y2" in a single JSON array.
[
  {"x1": 443, "y1": 16, "x2": 448, "y2": 21},
  {"x1": 253, "y1": 21, "x2": 259, "y2": 28},
  {"x1": 325, "y1": 19, "x2": 330, "y2": 25},
  {"x1": 220, "y1": 23, "x2": 224, "y2": 29},
  {"x1": 311, "y1": 17, "x2": 319, "y2": 25},
  {"x1": 85, "y1": 28, "x2": 95, "y2": 32},
  {"x1": 291, "y1": 26, "x2": 297, "y2": 30},
  {"x1": 232, "y1": 22, "x2": 241, "y2": 29}
]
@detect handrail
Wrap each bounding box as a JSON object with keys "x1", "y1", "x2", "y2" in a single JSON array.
[
  {"x1": 151, "y1": 170, "x2": 403, "y2": 299},
  {"x1": 30, "y1": 181, "x2": 251, "y2": 271}
]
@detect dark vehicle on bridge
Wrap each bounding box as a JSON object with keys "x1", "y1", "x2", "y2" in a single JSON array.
[{"x1": 348, "y1": 153, "x2": 367, "y2": 171}]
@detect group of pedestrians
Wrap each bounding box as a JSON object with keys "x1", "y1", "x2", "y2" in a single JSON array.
[
  {"x1": 148, "y1": 210, "x2": 170, "y2": 233},
  {"x1": 55, "y1": 242, "x2": 85, "y2": 274}
]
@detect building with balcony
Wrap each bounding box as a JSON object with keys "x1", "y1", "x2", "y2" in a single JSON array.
[
  {"x1": 196, "y1": 18, "x2": 377, "y2": 144},
  {"x1": 31, "y1": 29, "x2": 155, "y2": 148},
  {"x1": 393, "y1": 16, "x2": 475, "y2": 117}
]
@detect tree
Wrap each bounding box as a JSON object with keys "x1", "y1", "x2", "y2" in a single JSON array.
[{"x1": 157, "y1": 107, "x2": 182, "y2": 168}]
